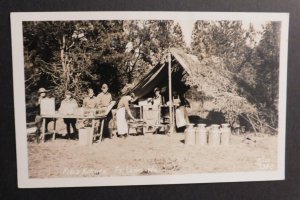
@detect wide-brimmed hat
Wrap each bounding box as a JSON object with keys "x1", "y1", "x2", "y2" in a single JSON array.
[{"x1": 38, "y1": 88, "x2": 48, "y2": 93}]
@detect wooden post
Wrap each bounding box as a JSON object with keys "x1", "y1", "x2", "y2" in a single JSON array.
[
  {"x1": 41, "y1": 118, "x2": 46, "y2": 143},
  {"x1": 98, "y1": 119, "x2": 105, "y2": 144},
  {"x1": 52, "y1": 118, "x2": 56, "y2": 141},
  {"x1": 168, "y1": 51, "x2": 174, "y2": 134}
]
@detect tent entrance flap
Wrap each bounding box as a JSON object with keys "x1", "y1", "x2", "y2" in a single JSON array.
[
  {"x1": 130, "y1": 48, "x2": 197, "y2": 101},
  {"x1": 131, "y1": 63, "x2": 168, "y2": 100}
]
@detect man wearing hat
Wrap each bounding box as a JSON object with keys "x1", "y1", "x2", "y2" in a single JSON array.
[
  {"x1": 34, "y1": 87, "x2": 50, "y2": 142},
  {"x1": 152, "y1": 87, "x2": 164, "y2": 106},
  {"x1": 59, "y1": 90, "x2": 78, "y2": 139}
]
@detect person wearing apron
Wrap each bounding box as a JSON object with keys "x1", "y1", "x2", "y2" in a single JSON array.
[
  {"x1": 116, "y1": 93, "x2": 137, "y2": 138},
  {"x1": 173, "y1": 91, "x2": 190, "y2": 128}
]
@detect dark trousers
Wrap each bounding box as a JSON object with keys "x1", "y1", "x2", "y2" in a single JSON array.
[
  {"x1": 63, "y1": 118, "x2": 77, "y2": 135},
  {"x1": 34, "y1": 115, "x2": 52, "y2": 142},
  {"x1": 35, "y1": 115, "x2": 51, "y2": 132}
]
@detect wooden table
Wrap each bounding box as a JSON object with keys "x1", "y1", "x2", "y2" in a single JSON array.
[{"x1": 40, "y1": 113, "x2": 107, "y2": 143}]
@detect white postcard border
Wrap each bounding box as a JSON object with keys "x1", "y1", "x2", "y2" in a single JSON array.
[{"x1": 10, "y1": 11, "x2": 289, "y2": 188}]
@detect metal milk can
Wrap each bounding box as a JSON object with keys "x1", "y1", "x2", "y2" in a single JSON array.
[
  {"x1": 208, "y1": 124, "x2": 221, "y2": 146},
  {"x1": 184, "y1": 124, "x2": 195, "y2": 145},
  {"x1": 220, "y1": 123, "x2": 231, "y2": 145},
  {"x1": 195, "y1": 124, "x2": 207, "y2": 145}
]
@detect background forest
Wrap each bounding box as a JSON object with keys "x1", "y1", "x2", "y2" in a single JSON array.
[{"x1": 23, "y1": 20, "x2": 281, "y2": 134}]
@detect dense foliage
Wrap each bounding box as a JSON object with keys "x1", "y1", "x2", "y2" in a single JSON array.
[
  {"x1": 190, "y1": 20, "x2": 281, "y2": 133},
  {"x1": 24, "y1": 20, "x2": 281, "y2": 134},
  {"x1": 23, "y1": 20, "x2": 185, "y2": 110}
]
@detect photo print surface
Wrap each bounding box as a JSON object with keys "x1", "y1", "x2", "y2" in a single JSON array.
[{"x1": 11, "y1": 12, "x2": 289, "y2": 188}]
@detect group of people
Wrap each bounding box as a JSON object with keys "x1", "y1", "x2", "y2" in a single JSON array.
[
  {"x1": 35, "y1": 83, "x2": 113, "y2": 140},
  {"x1": 151, "y1": 87, "x2": 190, "y2": 129},
  {"x1": 34, "y1": 84, "x2": 190, "y2": 142}
]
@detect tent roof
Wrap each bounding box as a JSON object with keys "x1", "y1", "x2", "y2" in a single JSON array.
[
  {"x1": 130, "y1": 48, "x2": 201, "y2": 100},
  {"x1": 169, "y1": 48, "x2": 201, "y2": 75}
]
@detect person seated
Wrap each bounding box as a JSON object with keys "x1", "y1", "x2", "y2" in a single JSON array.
[{"x1": 59, "y1": 90, "x2": 78, "y2": 139}]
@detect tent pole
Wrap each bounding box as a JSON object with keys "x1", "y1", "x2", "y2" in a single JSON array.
[{"x1": 168, "y1": 51, "x2": 174, "y2": 134}]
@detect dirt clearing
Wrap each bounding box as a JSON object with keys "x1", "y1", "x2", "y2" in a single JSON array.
[{"x1": 28, "y1": 132, "x2": 277, "y2": 178}]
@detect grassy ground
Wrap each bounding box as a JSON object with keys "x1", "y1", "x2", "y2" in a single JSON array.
[{"x1": 28, "y1": 131, "x2": 277, "y2": 178}]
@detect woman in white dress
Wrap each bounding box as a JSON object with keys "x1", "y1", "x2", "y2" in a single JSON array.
[
  {"x1": 116, "y1": 93, "x2": 137, "y2": 138},
  {"x1": 173, "y1": 91, "x2": 190, "y2": 128}
]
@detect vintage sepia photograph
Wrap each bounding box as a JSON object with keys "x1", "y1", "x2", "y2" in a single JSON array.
[{"x1": 11, "y1": 12, "x2": 288, "y2": 188}]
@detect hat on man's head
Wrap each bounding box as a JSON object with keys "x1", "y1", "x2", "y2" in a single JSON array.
[
  {"x1": 38, "y1": 88, "x2": 48, "y2": 94},
  {"x1": 154, "y1": 87, "x2": 160, "y2": 92}
]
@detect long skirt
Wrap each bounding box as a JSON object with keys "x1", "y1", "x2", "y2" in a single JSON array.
[
  {"x1": 116, "y1": 107, "x2": 128, "y2": 135},
  {"x1": 175, "y1": 106, "x2": 190, "y2": 128}
]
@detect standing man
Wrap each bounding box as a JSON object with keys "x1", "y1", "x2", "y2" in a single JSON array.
[
  {"x1": 59, "y1": 90, "x2": 78, "y2": 139},
  {"x1": 97, "y1": 83, "x2": 112, "y2": 110},
  {"x1": 34, "y1": 87, "x2": 50, "y2": 143},
  {"x1": 97, "y1": 83, "x2": 113, "y2": 138},
  {"x1": 152, "y1": 87, "x2": 164, "y2": 106}
]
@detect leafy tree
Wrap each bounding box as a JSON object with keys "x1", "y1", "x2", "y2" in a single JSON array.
[
  {"x1": 24, "y1": 21, "x2": 99, "y2": 105},
  {"x1": 253, "y1": 22, "x2": 281, "y2": 128},
  {"x1": 120, "y1": 20, "x2": 185, "y2": 88},
  {"x1": 23, "y1": 20, "x2": 185, "y2": 120},
  {"x1": 190, "y1": 20, "x2": 280, "y2": 134}
]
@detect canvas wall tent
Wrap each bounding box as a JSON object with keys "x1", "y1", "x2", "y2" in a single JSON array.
[
  {"x1": 130, "y1": 48, "x2": 202, "y2": 101},
  {"x1": 128, "y1": 48, "x2": 209, "y2": 131},
  {"x1": 128, "y1": 48, "x2": 258, "y2": 131}
]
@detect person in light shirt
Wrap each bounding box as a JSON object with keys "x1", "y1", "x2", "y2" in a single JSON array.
[
  {"x1": 97, "y1": 83, "x2": 112, "y2": 110},
  {"x1": 34, "y1": 87, "x2": 50, "y2": 142},
  {"x1": 83, "y1": 88, "x2": 97, "y2": 109},
  {"x1": 152, "y1": 87, "x2": 164, "y2": 106},
  {"x1": 97, "y1": 83, "x2": 114, "y2": 139},
  {"x1": 116, "y1": 93, "x2": 137, "y2": 138},
  {"x1": 173, "y1": 90, "x2": 190, "y2": 128},
  {"x1": 59, "y1": 90, "x2": 78, "y2": 139}
]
